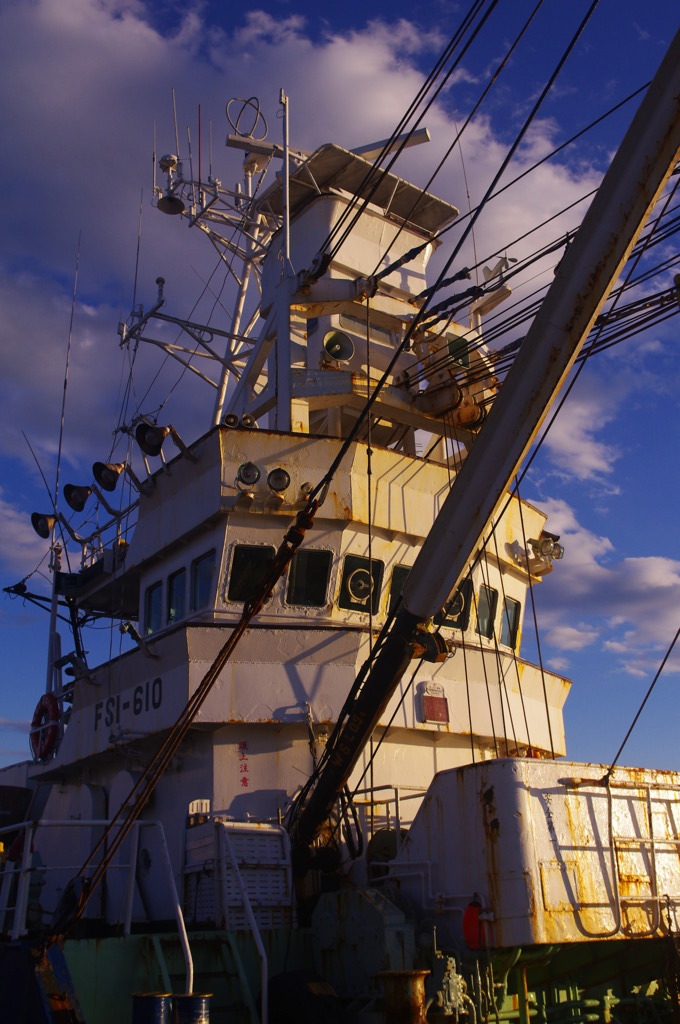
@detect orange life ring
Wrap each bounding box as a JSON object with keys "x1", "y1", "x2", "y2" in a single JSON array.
[{"x1": 30, "y1": 693, "x2": 59, "y2": 762}]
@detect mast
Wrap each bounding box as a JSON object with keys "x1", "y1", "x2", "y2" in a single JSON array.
[{"x1": 289, "y1": 27, "x2": 680, "y2": 850}]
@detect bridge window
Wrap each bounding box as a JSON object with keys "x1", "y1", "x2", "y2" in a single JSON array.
[
  {"x1": 191, "y1": 549, "x2": 216, "y2": 610},
  {"x1": 227, "y1": 545, "x2": 275, "y2": 603},
  {"x1": 144, "y1": 581, "x2": 162, "y2": 635},
  {"x1": 501, "y1": 597, "x2": 521, "y2": 648},
  {"x1": 476, "y1": 584, "x2": 498, "y2": 639},
  {"x1": 338, "y1": 555, "x2": 384, "y2": 614},
  {"x1": 388, "y1": 564, "x2": 411, "y2": 616},
  {"x1": 435, "y1": 577, "x2": 473, "y2": 630},
  {"x1": 168, "y1": 568, "x2": 186, "y2": 623},
  {"x1": 286, "y1": 549, "x2": 333, "y2": 606},
  {"x1": 447, "y1": 333, "x2": 470, "y2": 368}
]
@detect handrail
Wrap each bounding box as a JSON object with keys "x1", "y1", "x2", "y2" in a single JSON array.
[
  {"x1": 606, "y1": 783, "x2": 672, "y2": 938},
  {"x1": 215, "y1": 820, "x2": 269, "y2": 1024},
  {"x1": 349, "y1": 783, "x2": 427, "y2": 850},
  {"x1": 0, "y1": 817, "x2": 193, "y2": 991},
  {"x1": 143, "y1": 820, "x2": 194, "y2": 994}
]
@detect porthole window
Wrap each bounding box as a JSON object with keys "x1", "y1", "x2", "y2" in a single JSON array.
[
  {"x1": 168, "y1": 568, "x2": 186, "y2": 624},
  {"x1": 144, "y1": 581, "x2": 162, "y2": 635},
  {"x1": 227, "y1": 545, "x2": 275, "y2": 603},
  {"x1": 476, "y1": 584, "x2": 498, "y2": 639},
  {"x1": 501, "y1": 597, "x2": 521, "y2": 649},
  {"x1": 191, "y1": 549, "x2": 216, "y2": 611},
  {"x1": 338, "y1": 555, "x2": 384, "y2": 614},
  {"x1": 435, "y1": 577, "x2": 473, "y2": 630},
  {"x1": 286, "y1": 549, "x2": 333, "y2": 606}
]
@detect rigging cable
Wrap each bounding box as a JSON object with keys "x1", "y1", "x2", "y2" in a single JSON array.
[
  {"x1": 306, "y1": 5, "x2": 602, "y2": 514},
  {"x1": 367, "y1": 0, "x2": 547, "y2": 280},
  {"x1": 54, "y1": 233, "x2": 81, "y2": 517},
  {"x1": 509, "y1": 168, "x2": 680, "y2": 501},
  {"x1": 515, "y1": 479, "x2": 555, "y2": 758},
  {"x1": 373, "y1": 47, "x2": 648, "y2": 296},
  {"x1": 319, "y1": 0, "x2": 498, "y2": 263},
  {"x1": 490, "y1": 527, "x2": 532, "y2": 752},
  {"x1": 602, "y1": 624, "x2": 680, "y2": 783},
  {"x1": 364, "y1": 302, "x2": 376, "y2": 835}
]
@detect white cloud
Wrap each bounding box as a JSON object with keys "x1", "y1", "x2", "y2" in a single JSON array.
[
  {"x1": 0, "y1": 0, "x2": 612, "y2": 494},
  {"x1": 545, "y1": 623, "x2": 599, "y2": 651},
  {"x1": 0, "y1": 718, "x2": 31, "y2": 734},
  {"x1": 546, "y1": 655, "x2": 570, "y2": 673},
  {"x1": 1, "y1": 2, "x2": 678, "y2": 684},
  {"x1": 530, "y1": 498, "x2": 680, "y2": 677},
  {"x1": 541, "y1": 382, "x2": 622, "y2": 484},
  {"x1": 234, "y1": 11, "x2": 308, "y2": 47},
  {"x1": 0, "y1": 490, "x2": 52, "y2": 581}
]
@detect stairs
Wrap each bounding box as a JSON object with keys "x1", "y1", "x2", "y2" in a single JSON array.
[{"x1": 145, "y1": 932, "x2": 261, "y2": 1024}]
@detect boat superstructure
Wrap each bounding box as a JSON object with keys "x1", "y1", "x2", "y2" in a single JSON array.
[{"x1": 2, "y1": 26, "x2": 680, "y2": 1024}]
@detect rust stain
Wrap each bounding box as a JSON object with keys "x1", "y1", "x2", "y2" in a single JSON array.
[{"x1": 481, "y1": 778, "x2": 500, "y2": 944}]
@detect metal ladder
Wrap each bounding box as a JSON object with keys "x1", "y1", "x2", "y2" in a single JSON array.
[{"x1": 606, "y1": 781, "x2": 680, "y2": 937}]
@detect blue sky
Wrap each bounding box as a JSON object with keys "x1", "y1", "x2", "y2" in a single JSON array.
[{"x1": 0, "y1": 0, "x2": 679, "y2": 770}]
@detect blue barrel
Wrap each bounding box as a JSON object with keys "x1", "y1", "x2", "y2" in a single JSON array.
[
  {"x1": 171, "y1": 993, "x2": 211, "y2": 1024},
  {"x1": 131, "y1": 992, "x2": 172, "y2": 1024}
]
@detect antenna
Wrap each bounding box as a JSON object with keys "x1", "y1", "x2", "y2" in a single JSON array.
[
  {"x1": 131, "y1": 190, "x2": 143, "y2": 312},
  {"x1": 55, "y1": 234, "x2": 81, "y2": 513},
  {"x1": 198, "y1": 104, "x2": 202, "y2": 187},
  {"x1": 186, "y1": 124, "x2": 195, "y2": 205},
  {"x1": 152, "y1": 118, "x2": 157, "y2": 195},
  {"x1": 171, "y1": 87, "x2": 180, "y2": 158}
]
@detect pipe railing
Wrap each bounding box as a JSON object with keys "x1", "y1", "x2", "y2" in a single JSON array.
[
  {"x1": 0, "y1": 818, "x2": 193, "y2": 992},
  {"x1": 215, "y1": 820, "x2": 270, "y2": 1024}
]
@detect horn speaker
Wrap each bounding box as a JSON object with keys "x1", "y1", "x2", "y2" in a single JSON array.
[{"x1": 323, "y1": 330, "x2": 355, "y2": 363}]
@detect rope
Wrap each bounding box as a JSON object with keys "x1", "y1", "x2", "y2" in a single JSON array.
[{"x1": 47, "y1": 499, "x2": 319, "y2": 943}]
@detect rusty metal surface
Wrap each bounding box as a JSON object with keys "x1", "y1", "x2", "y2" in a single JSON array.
[
  {"x1": 393, "y1": 757, "x2": 680, "y2": 949},
  {"x1": 379, "y1": 970, "x2": 430, "y2": 1024}
]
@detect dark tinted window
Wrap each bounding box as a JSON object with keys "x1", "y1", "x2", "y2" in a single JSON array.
[
  {"x1": 168, "y1": 568, "x2": 186, "y2": 623},
  {"x1": 287, "y1": 549, "x2": 333, "y2": 606},
  {"x1": 338, "y1": 555, "x2": 384, "y2": 614},
  {"x1": 191, "y1": 550, "x2": 216, "y2": 610},
  {"x1": 228, "y1": 545, "x2": 275, "y2": 603},
  {"x1": 447, "y1": 333, "x2": 470, "y2": 368},
  {"x1": 501, "y1": 597, "x2": 521, "y2": 648},
  {"x1": 388, "y1": 564, "x2": 411, "y2": 616},
  {"x1": 144, "y1": 581, "x2": 162, "y2": 635},
  {"x1": 476, "y1": 585, "x2": 498, "y2": 638}
]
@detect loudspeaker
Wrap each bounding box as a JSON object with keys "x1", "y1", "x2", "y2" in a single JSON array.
[
  {"x1": 64, "y1": 484, "x2": 92, "y2": 513},
  {"x1": 31, "y1": 513, "x2": 57, "y2": 539},
  {"x1": 135, "y1": 423, "x2": 169, "y2": 457},
  {"x1": 93, "y1": 462, "x2": 124, "y2": 492},
  {"x1": 322, "y1": 330, "x2": 355, "y2": 363},
  {"x1": 157, "y1": 193, "x2": 185, "y2": 216}
]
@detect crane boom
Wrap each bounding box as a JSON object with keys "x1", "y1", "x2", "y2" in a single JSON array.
[{"x1": 288, "y1": 28, "x2": 680, "y2": 851}]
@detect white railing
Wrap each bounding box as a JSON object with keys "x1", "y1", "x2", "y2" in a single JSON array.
[
  {"x1": 350, "y1": 783, "x2": 427, "y2": 846},
  {"x1": 0, "y1": 818, "x2": 193, "y2": 993},
  {"x1": 215, "y1": 821, "x2": 269, "y2": 1024}
]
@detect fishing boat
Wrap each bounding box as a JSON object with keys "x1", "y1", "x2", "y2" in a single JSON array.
[{"x1": 2, "y1": 17, "x2": 680, "y2": 1024}]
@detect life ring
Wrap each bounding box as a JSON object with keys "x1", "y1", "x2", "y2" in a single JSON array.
[{"x1": 30, "y1": 693, "x2": 59, "y2": 762}]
